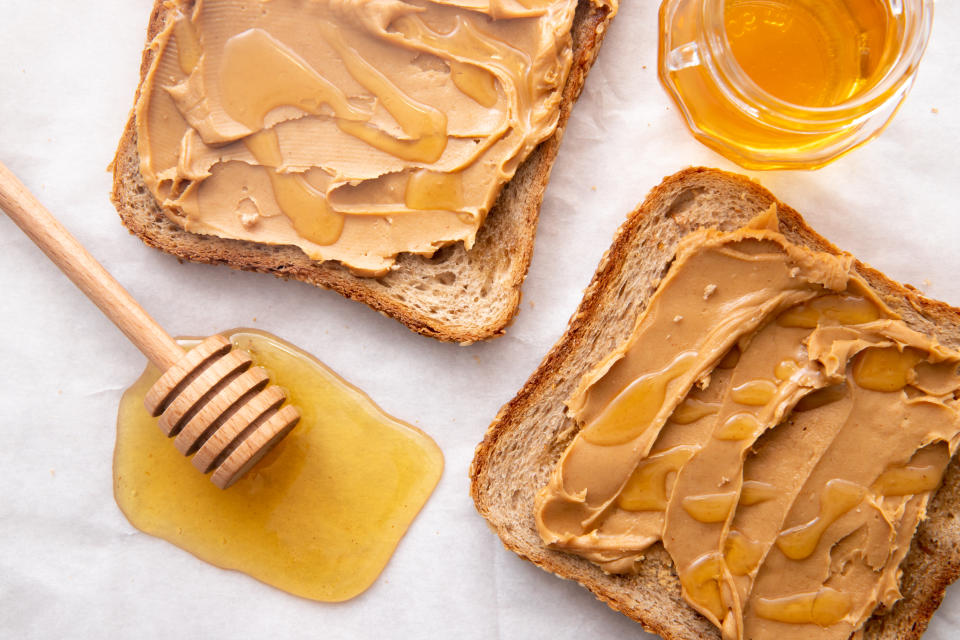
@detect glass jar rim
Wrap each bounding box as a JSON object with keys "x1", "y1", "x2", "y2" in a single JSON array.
[{"x1": 699, "y1": 0, "x2": 934, "y2": 124}]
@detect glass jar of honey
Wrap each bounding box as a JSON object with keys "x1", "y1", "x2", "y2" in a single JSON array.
[{"x1": 659, "y1": 0, "x2": 934, "y2": 169}]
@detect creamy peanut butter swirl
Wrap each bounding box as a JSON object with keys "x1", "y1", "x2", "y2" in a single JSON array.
[
  {"x1": 136, "y1": 0, "x2": 616, "y2": 275},
  {"x1": 535, "y1": 208, "x2": 960, "y2": 640}
]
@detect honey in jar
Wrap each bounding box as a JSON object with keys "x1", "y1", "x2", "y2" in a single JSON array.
[
  {"x1": 725, "y1": 0, "x2": 893, "y2": 107},
  {"x1": 659, "y1": 0, "x2": 933, "y2": 169}
]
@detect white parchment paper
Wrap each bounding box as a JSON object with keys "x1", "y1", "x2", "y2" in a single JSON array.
[{"x1": 2, "y1": 2, "x2": 959, "y2": 638}]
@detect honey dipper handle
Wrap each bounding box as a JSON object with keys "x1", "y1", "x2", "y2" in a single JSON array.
[{"x1": 0, "y1": 161, "x2": 184, "y2": 370}]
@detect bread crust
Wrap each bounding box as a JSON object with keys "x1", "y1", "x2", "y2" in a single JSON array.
[
  {"x1": 470, "y1": 167, "x2": 960, "y2": 640},
  {"x1": 110, "y1": 0, "x2": 618, "y2": 344}
]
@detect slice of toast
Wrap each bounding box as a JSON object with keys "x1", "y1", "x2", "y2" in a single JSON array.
[
  {"x1": 470, "y1": 167, "x2": 960, "y2": 639},
  {"x1": 110, "y1": 0, "x2": 618, "y2": 344}
]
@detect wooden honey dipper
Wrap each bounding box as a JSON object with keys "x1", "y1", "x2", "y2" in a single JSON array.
[{"x1": 0, "y1": 161, "x2": 300, "y2": 489}]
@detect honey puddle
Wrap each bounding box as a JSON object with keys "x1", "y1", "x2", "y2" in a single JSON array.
[{"x1": 114, "y1": 329, "x2": 443, "y2": 602}]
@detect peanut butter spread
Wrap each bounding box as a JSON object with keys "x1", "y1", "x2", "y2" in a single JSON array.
[
  {"x1": 535, "y1": 208, "x2": 960, "y2": 640},
  {"x1": 136, "y1": 0, "x2": 614, "y2": 275}
]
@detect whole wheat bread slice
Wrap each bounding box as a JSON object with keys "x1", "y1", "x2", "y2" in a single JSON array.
[
  {"x1": 470, "y1": 167, "x2": 960, "y2": 639},
  {"x1": 110, "y1": 0, "x2": 618, "y2": 344}
]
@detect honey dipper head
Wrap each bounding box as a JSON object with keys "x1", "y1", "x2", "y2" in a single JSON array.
[{"x1": 143, "y1": 335, "x2": 300, "y2": 489}]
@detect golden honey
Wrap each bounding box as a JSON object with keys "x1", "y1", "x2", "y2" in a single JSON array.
[
  {"x1": 114, "y1": 330, "x2": 443, "y2": 602},
  {"x1": 581, "y1": 351, "x2": 696, "y2": 446},
  {"x1": 724, "y1": 530, "x2": 763, "y2": 576},
  {"x1": 682, "y1": 492, "x2": 738, "y2": 523},
  {"x1": 775, "y1": 479, "x2": 865, "y2": 560},
  {"x1": 739, "y1": 480, "x2": 778, "y2": 506},
  {"x1": 715, "y1": 412, "x2": 761, "y2": 440},
  {"x1": 852, "y1": 346, "x2": 924, "y2": 392},
  {"x1": 680, "y1": 553, "x2": 727, "y2": 622},
  {"x1": 776, "y1": 294, "x2": 881, "y2": 329},
  {"x1": 659, "y1": 0, "x2": 933, "y2": 169},
  {"x1": 618, "y1": 445, "x2": 697, "y2": 512},
  {"x1": 670, "y1": 398, "x2": 720, "y2": 425},
  {"x1": 753, "y1": 587, "x2": 852, "y2": 626},
  {"x1": 725, "y1": 0, "x2": 892, "y2": 108},
  {"x1": 730, "y1": 379, "x2": 778, "y2": 406},
  {"x1": 872, "y1": 442, "x2": 949, "y2": 497}
]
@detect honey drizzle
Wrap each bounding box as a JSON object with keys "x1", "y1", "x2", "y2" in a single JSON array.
[
  {"x1": 852, "y1": 346, "x2": 924, "y2": 392},
  {"x1": 449, "y1": 60, "x2": 499, "y2": 108},
  {"x1": 243, "y1": 130, "x2": 343, "y2": 245},
  {"x1": 318, "y1": 21, "x2": 448, "y2": 164},
  {"x1": 777, "y1": 294, "x2": 881, "y2": 329},
  {"x1": 219, "y1": 28, "x2": 366, "y2": 132},
  {"x1": 715, "y1": 412, "x2": 761, "y2": 441},
  {"x1": 671, "y1": 398, "x2": 720, "y2": 425},
  {"x1": 743, "y1": 381, "x2": 960, "y2": 638},
  {"x1": 739, "y1": 480, "x2": 778, "y2": 506},
  {"x1": 774, "y1": 359, "x2": 800, "y2": 381},
  {"x1": 405, "y1": 170, "x2": 464, "y2": 211},
  {"x1": 753, "y1": 588, "x2": 852, "y2": 626},
  {"x1": 730, "y1": 380, "x2": 778, "y2": 406},
  {"x1": 664, "y1": 323, "x2": 823, "y2": 630},
  {"x1": 682, "y1": 492, "x2": 739, "y2": 523},
  {"x1": 775, "y1": 479, "x2": 867, "y2": 560},
  {"x1": 618, "y1": 445, "x2": 697, "y2": 512},
  {"x1": 541, "y1": 254, "x2": 960, "y2": 638},
  {"x1": 681, "y1": 553, "x2": 728, "y2": 623},
  {"x1": 213, "y1": 22, "x2": 452, "y2": 245},
  {"x1": 391, "y1": 14, "x2": 533, "y2": 134},
  {"x1": 724, "y1": 530, "x2": 764, "y2": 576},
  {"x1": 581, "y1": 352, "x2": 697, "y2": 446},
  {"x1": 872, "y1": 443, "x2": 949, "y2": 497}
]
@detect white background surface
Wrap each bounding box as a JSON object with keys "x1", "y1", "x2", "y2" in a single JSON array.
[{"x1": 2, "y1": 1, "x2": 959, "y2": 638}]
